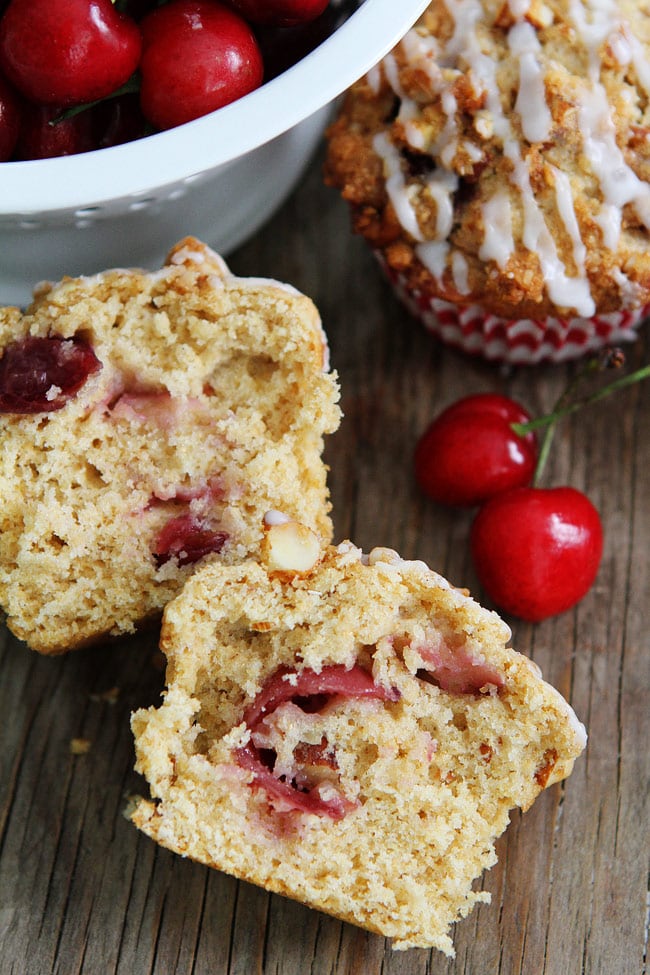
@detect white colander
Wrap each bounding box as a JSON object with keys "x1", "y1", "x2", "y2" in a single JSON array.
[{"x1": 0, "y1": 0, "x2": 428, "y2": 305}]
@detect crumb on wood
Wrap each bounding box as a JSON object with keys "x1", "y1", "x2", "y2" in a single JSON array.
[
  {"x1": 70, "y1": 737, "x2": 92, "y2": 755},
  {"x1": 89, "y1": 686, "x2": 120, "y2": 705}
]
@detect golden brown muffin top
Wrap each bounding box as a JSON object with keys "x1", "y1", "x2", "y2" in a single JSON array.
[{"x1": 326, "y1": 0, "x2": 650, "y2": 319}]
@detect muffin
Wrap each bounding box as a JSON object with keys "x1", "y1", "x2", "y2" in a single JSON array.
[
  {"x1": 0, "y1": 239, "x2": 340, "y2": 654},
  {"x1": 130, "y1": 519, "x2": 586, "y2": 954},
  {"x1": 325, "y1": 0, "x2": 650, "y2": 363}
]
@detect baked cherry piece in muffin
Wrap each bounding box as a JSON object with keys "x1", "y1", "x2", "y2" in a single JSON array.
[
  {"x1": 0, "y1": 238, "x2": 340, "y2": 653},
  {"x1": 131, "y1": 520, "x2": 586, "y2": 954}
]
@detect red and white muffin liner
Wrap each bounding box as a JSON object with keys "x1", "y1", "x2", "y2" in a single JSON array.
[{"x1": 377, "y1": 256, "x2": 650, "y2": 365}]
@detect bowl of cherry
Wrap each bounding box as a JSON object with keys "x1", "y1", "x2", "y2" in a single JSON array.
[{"x1": 0, "y1": 0, "x2": 428, "y2": 305}]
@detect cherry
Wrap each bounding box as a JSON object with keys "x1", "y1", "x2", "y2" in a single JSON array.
[
  {"x1": 139, "y1": 0, "x2": 264, "y2": 131},
  {"x1": 414, "y1": 393, "x2": 538, "y2": 507},
  {"x1": 236, "y1": 664, "x2": 400, "y2": 819},
  {"x1": 153, "y1": 513, "x2": 228, "y2": 567},
  {"x1": 0, "y1": 0, "x2": 141, "y2": 107},
  {"x1": 414, "y1": 633, "x2": 505, "y2": 694},
  {"x1": 242, "y1": 663, "x2": 400, "y2": 728},
  {"x1": 0, "y1": 71, "x2": 20, "y2": 160},
  {"x1": 470, "y1": 486, "x2": 604, "y2": 622},
  {"x1": 227, "y1": 0, "x2": 329, "y2": 28},
  {"x1": 14, "y1": 102, "x2": 95, "y2": 159},
  {"x1": 414, "y1": 352, "x2": 650, "y2": 623},
  {"x1": 255, "y1": 8, "x2": 337, "y2": 81},
  {"x1": 93, "y1": 93, "x2": 148, "y2": 150},
  {"x1": 117, "y1": 0, "x2": 160, "y2": 20},
  {"x1": 0, "y1": 336, "x2": 102, "y2": 413}
]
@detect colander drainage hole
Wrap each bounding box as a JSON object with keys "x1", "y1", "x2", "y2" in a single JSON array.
[{"x1": 129, "y1": 199, "x2": 157, "y2": 211}]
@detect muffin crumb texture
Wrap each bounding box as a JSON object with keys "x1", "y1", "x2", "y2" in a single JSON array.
[
  {"x1": 325, "y1": 0, "x2": 650, "y2": 321},
  {"x1": 0, "y1": 238, "x2": 340, "y2": 654},
  {"x1": 131, "y1": 536, "x2": 586, "y2": 953}
]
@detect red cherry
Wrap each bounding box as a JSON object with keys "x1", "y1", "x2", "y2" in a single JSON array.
[
  {"x1": 0, "y1": 71, "x2": 20, "y2": 160},
  {"x1": 255, "y1": 9, "x2": 336, "y2": 80},
  {"x1": 0, "y1": 336, "x2": 102, "y2": 413},
  {"x1": 93, "y1": 93, "x2": 148, "y2": 150},
  {"x1": 119, "y1": 0, "x2": 160, "y2": 20},
  {"x1": 14, "y1": 102, "x2": 96, "y2": 159},
  {"x1": 470, "y1": 486, "x2": 604, "y2": 622},
  {"x1": 139, "y1": 0, "x2": 264, "y2": 131},
  {"x1": 414, "y1": 393, "x2": 538, "y2": 507},
  {"x1": 227, "y1": 0, "x2": 329, "y2": 28},
  {"x1": 0, "y1": 0, "x2": 141, "y2": 107}
]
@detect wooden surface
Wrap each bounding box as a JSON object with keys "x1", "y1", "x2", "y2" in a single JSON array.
[{"x1": 1, "y1": 144, "x2": 649, "y2": 975}]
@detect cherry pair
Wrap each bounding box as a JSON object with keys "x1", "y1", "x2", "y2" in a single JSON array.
[{"x1": 414, "y1": 392, "x2": 603, "y2": 623}]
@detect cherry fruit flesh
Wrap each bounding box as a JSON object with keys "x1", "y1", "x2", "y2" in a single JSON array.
[
  {"x1": 237, "y1": 665, "x2": 399, "y2": 819},
  {"x1": 153, "y1": 513, "x2": 228, "y2": 567},
  {"x1": 0, "y1": 336, "x2": 102, "y2": 413}
]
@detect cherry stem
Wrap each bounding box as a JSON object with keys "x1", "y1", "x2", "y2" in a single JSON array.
[
  {"x1": 511, "y1": 354, "x2": 650, "y2": 486},
  {"x1": 51, "y1": 74, "x2": 141, "y2": 125}
]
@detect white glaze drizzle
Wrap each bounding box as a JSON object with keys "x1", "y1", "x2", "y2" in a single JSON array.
[
  {"x1": 399, "y1": 25, "x2": 440, "y2": 82},
  {"x1": 578, "y1": 83, "x2": 650, "y2": 245},
  {"x1": 365, "y1": 63, "x2": 382, "y2": 94},
  {"x1": 445, "y1": 0, "x2": 595, "y2": 313},
  {"x1": 508, "y1": 0, "x2": 531, "y2": 16},
  {"x1": 628, "y1": 32, "x2": 650, "y2": 97},
  {"x1": 435, "y1": 89, "x2": 460, "y2": 167},
  {"x1": 550, "y1": 164, "x2": 589, "y2": 281},
  {"x1": 568, "y1": 0, "x2": 650, "y2": 246},
  {"x1": 479, "y1": 189, "x2": 515, "y2": 267},
  {"x1": 609, "y1": 27, "x2": 632, "y2": 67},
  {"x1": 451, "y1": 251, "x2": 470, "y2": 293},
  {"x1": 370, "y1": 0, "x2": 650, "y2": 313},
  {"x1": 382, "y1": 51, "x2": 421, "y2": 149},
  {"x1": 425, "y1": 169, "x2": 459, "y2": 238},
  {"x1": 416, "y1": 240, "x2": 450, "y2": 284},
  {"x1": 509, "y1": 149, "x2": 595, "y2": 314},
  {"x1": 509, "y1": 21, "x2": 552, "y2": 143},
  {"x1": 609, "y1": 23, "x2": 650, "y2": 102},
  {"x1": 394, "y1": 30, "x2": 448, "y2": 153},
  {"x1": 373, "y1": 132, "x2": 425, "y2": 241},
  {"x1": 568, "y1": 0, "x2": 616, "y2": 78}
]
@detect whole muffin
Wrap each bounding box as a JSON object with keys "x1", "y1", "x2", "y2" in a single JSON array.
[
  {"x1": 325, "y1": 0, "x2": 650, "y2": 362},
  {"x1": 0, "y1": 239, "x2": 340, "y2": 654}
]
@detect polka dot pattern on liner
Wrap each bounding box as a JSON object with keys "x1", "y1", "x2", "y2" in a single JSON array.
[{"x1": 325, "y1": 0, "x2": 650, "y2": 362}]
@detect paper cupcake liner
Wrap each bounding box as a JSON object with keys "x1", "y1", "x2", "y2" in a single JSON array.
[{"x1": 377, "y1": 257, "x2": 650, "y2": 365}]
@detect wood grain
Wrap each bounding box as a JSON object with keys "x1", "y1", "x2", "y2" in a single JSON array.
[{"x1": 1, "y1": 146, "x2": 648, "y2": 975}]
